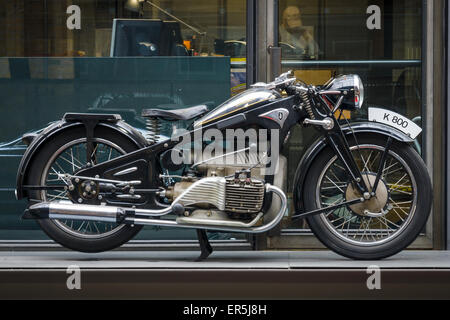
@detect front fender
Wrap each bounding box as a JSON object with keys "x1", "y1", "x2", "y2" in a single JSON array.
[
  {"x1": 292, "y1": 121, "x2": 415, "y2": 214},
  {"x1": 16, "y1": 113, "x2": 148, "y2": 200},
  {"x1": 341, "y1": 122, "x2": 414, "y2": 143}
]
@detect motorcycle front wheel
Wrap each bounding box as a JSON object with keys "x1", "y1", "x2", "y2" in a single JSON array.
[
  {"x1": 302, "y1": 134, "x2": 432, "y2": 260},
  {"x1": 26, "y1": 126, "x2": 143, "y2": 252}
]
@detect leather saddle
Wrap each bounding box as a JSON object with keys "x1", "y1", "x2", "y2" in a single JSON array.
[{"x1": 141, "y1": 104, "x2": 209, "y2": 121}]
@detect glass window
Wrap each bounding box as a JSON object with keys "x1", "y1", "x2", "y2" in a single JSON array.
[
  {"x1": 278, "y1": 0, "x2": 423, "y2": 231},
  {"x1": 0, "y1": 1, "x2": 247, "y2": 57},
  {"x1": 0, "y1": 0, "x2": 247, "y2": 242}
]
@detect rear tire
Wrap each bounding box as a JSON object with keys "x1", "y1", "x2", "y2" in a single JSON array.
[
  {"x1": 303, "y1": 134, "x2": 432, "y2": 260},
  {"x1": 27, "y1": 126, "x2": 144, "y2": 253}
]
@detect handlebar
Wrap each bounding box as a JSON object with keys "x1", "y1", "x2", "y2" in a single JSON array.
[
  {"x1": 274, "y1": 70, "x2": 294, "y2": 83},
  {"x1": 251, "y1": 70, "x2": 340, "y2": 98},
  {"x1": 251, "y1": 70, "x2": 308, "y2": 92}
]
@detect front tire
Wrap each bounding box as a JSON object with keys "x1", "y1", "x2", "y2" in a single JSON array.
[
  {"x1": 27, "y1": 126, "x2": 144, "y2": 252},
  {"x1": 302, "y1": 134, "x2": 432, "y2": 260}
]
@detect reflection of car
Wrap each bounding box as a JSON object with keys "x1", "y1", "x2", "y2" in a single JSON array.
[
  {"x1": 224, "y1": 40, "x2": 246, "y2": 58},
  {"x1": 279, "y1": 42, "x2": 315, "y2": 60},
  {"x1": 0, "y1": 124, "x2": 168, "y2": 235},
  {"x1": 214, "y1": 39, "x2": 246, "y2": 58},
  {"x1": 87, "y1": 92, "x2": 215, "y2": 137},
  {"x1": 88, "y1": 92, "x2": 183, "y2": 128},
  {"x1": 0, "y1": 108, "x2": 171, "y2": 234},
  {"x1": 214, "y1": 39, "x2": 318, "y2": 60},
  {"x1": 0, "y1": 133, "x2": 40, "y2": 232},
  {"x1": 0, "y1": 92, "x2": 215, "y2": 234}
]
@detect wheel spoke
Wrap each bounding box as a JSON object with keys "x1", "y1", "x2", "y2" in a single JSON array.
[
  {"x1": 335, "y1": 215, "x2": 354, "y2": 230},
  {"x1": 388, "y1": 174, "x2": 410, "y2": 193},
  {"x1": 333, "y1": 163, "x2": 346, "y2": 172},
  {"x1": 57, "y1": 154, "x2": 81, "y2": 171},
  {"x1": 382, "y1": 159, "x2": 396, "y2": 174},
  {"x1": 321, "y1": 185, "x2": 347, "y2": 191},
  {"x1": 324, "y1": 176, "x2": 345, "y2": 194},
  {"x1": 361, "y1": 150, "x2": 374, "y2": 172},
  {"x1": 77, "y1": 221, "x2": 86, "y2": 232},
  {"x1": 368, "y1": 152, "x2": 381, "y2": 171},
  {"x1": 67, "y1": 148, "x2": 84, "y2": 169},
  {"x1": 90, "y1": 143, "x2": 99, "y2": 164},
  {"x1": 390, "y1": 188, "x2": 412, "y2": 196}
]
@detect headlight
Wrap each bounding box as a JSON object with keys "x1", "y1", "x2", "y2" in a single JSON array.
[
  {"x1": 354, "y1": 75, "x2": 364, "y2": 109},
  {"x1": 327, "y1": 74, "x2": 365, "y2": 110}
]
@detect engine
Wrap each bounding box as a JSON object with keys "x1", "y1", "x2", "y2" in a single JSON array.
[
  {"x1": 224, "y1": 176, "x2": 265, "y2": 214},
  {"x1": 161, "y1": 150, "x2": 287, "y2": 227},
  {"x1": 165, "y1": 174, "x2": 265, "y2": 215}
]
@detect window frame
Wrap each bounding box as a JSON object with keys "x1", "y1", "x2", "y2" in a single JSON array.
[{"x1": 262, "y1": 0, "x2": 440, "y2": 250}]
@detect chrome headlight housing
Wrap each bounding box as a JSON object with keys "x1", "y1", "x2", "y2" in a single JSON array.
[
  {"x1": 353, "y1": 75, "x2": 364, "y2": 109},
  {"x1": 327, "y1": 74, "x2": 365, "y2": 110}
]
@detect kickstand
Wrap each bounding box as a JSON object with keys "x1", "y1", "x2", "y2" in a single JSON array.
[{"x1": 195, "y1": 229, "x2": 213, "y2": 261}]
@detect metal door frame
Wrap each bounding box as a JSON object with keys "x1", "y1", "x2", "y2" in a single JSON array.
[
  {"x1": 446, "y1": 0, "x2": 450, "y2": 250},
  {"x1": 246, "y1": 0, "x2": 279, "y2": 85}
]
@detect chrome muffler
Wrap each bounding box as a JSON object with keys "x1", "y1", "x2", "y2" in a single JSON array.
[{"x1": 25, "y1": 201, "x2": 185, "y2": 224}]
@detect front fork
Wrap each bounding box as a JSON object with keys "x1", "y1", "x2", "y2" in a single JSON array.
[
  {"x1": 322, "y1": 117, "x2": 393, "y2": 199},
  {"x1": 325, "y1": 131, "x2": 369, "y2": 195},
  {"x1": 292, "y1": 116, "x2": 394, "y2": 221}
]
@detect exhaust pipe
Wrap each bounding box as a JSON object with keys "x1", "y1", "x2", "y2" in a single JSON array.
[
  {"x1": 24, "y1": 184, "x2": 286, "y2": 234},
  {"x1": 25, "y1": 201, "x2": 185, "y2": 224},
  {"x1": 127, "y1": 185, "x2": 287, "y2": 234}
]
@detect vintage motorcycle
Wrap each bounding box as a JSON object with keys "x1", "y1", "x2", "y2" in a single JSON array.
[{"x1": 16, "y1": 71, "x2": 432, "y2": 260}]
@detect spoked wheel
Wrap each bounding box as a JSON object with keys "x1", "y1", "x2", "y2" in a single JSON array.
[
  {"x1": 27, "y1": 127, "x2": 143, "y2": 252},
  {"x1": 303, "y1": 134, "x2": 432, "y2": 260}
]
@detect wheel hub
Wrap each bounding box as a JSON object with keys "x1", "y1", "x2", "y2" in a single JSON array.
[
  {"x1": 79, "y1": 180, "x2": 99, "y2": 200},
  {"x1": 66, "y1": 177, "x2": 100, "y2": 204},
  {"x1": 345, "y1": 173, "x2": 389, "y2": 217}
]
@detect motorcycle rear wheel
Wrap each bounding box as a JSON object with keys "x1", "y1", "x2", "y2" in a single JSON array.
[
  {"x1": 27, "y1": 126, "x2": 143, "y2": 252},
  {"x1": 303, "y1": 134, "x2": 432, "y2": 260}
]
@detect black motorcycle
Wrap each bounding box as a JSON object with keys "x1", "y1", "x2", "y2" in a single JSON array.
[{"x1": 16, "y1": 71, "x2": 432, "y2": 260}]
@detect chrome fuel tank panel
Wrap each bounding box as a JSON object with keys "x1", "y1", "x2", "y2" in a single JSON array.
[{"x1": 194, "y1": 88, "x2": 280, "y2": 127}]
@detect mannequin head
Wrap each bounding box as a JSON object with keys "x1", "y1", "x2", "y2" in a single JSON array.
[{"x1": 282, "y1": 6, "x2": 303, "y2": 32}]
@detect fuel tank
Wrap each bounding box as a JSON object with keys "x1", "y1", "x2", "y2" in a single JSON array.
[{"x1": 194, "y1": 88, "x2": 280, "y2": 127}]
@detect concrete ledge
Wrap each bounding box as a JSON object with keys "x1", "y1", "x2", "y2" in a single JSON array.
[{"x1": 0, "y1": 251, "x2": 449, "y2": 299}]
